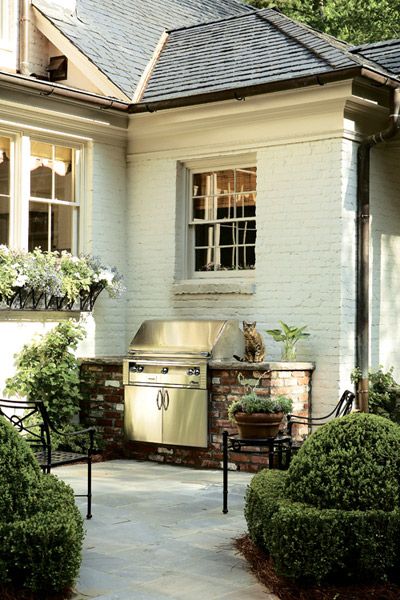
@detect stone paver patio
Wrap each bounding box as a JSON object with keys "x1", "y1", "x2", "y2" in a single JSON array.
[{"x1": 58, "y1": 459, "x2": 277, "y2": 600}]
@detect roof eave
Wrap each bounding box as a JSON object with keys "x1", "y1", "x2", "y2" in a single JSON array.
[{"x1": 130, "y1": 66, "x2": 400, "y2": 114}]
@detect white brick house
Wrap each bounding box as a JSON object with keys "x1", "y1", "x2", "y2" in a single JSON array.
[{"x1": 0, "y1": 0, "x2": 399, "y2": 415}]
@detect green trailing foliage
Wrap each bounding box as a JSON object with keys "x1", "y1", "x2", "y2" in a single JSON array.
[
  {"x1": 0, "y1": 417, "x2": 84, "y2": 596},
  {"x1": 246, "y1": 0, "x2": 400, "y2": 45},
  {"x1": 244, "y1": 413, "x2": 400, "y2": 583},
  {"x1": 4, "y1": 320, "x2": 87, "y2": 450},
  {"x1": 351, "y1": 366, "x2": 400, "y2": 425}
]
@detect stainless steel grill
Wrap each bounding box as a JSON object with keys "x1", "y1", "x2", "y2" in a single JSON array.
[{"x1": 123, "y1": 320, "x2": 244, "y2": 448}]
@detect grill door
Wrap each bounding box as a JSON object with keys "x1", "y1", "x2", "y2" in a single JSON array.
[
  {"x1": 124, "y1": 386, "x2": 162, "y2": 443},
  {"x1": 162, "y1": 387, "x2": 207, "y2": 448}
]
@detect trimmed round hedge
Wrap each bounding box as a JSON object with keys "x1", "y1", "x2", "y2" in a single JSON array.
[
  {"x1": 285, "y1": 412, "x2": 400, "y2": 511},
  {"x1": 244, "y1": 413, "x2": 400, "y2": 583},
  {"x1": 0, "y1": 416, "x2": 84, "y2": 596}
]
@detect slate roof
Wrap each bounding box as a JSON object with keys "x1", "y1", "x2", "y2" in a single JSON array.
[
  {"x1": 32, "y1": 0, "x2": 252, "y2": 99},
  {"x1": 352, "y1": 39, "x2": 400, "y2": 77},
  {"x1": 141, "y1": 8, "x2": 400, "y2": 105}
]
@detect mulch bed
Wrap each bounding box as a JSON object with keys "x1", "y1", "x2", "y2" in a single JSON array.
[
  {"x1": 235, "y1": 534, "x2": 400, "y2": 600},
  {"x1": 0, "y1": 587, "x2": 73, "y2": 600}
]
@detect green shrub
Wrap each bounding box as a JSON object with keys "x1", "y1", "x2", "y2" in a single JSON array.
[
  {"x1": 268, "y1": 503, "x2": 400, "y2": 583},
  {"x1": 5, "y1": 476, "x2": 84, "y2": 594},
  {"x1": 352, "y1": 366, "x2": 400, "y2": 425},
  {"x1": 243, "y1": 413, "x2": 400, "y2": 584},
  {"x1": 0, "y1": 417, "x2": 40, "y2": 521},
  {"x1": 0, "y1": 417, "x2": 84, "y2": 595},
  {"x1": 244, "y1": 469, "x2": 287, "y2": 546},
  {"x1": 286, "y1": 412, "x2": 400, "y2": 511}
]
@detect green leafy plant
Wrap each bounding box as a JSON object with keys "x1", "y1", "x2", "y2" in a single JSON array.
[
  {"x1": 4, "y1": 320, "x2": 86, "y2": 449},
  {"x1": 244, "y1": 413, "x2": 400, "y2": 584},
  {"x1": 0, "y1": 417, "x2": 84, "y2": 596},
  {"x1": 266, "y1": 321, "x2": 310, "y2": 360},
  {"x1": 351, "y1": 366, "x2": 400, "y2": 425},
  {"x1": 228, "y1": 372, "x2": 293, "y2": 422}
]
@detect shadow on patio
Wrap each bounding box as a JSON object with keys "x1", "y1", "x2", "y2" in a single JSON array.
[{"x1": 59, "y1": 459, "x2": 277, "y2": 600}]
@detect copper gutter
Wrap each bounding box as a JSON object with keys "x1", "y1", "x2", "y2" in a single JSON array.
[{"x1": 356, "y1": 86, "x2": 400, "y2": 412}]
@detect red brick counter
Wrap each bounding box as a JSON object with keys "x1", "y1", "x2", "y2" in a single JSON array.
[{"x1": 80, "y1": 358, "x2": 314, "y2": 471}]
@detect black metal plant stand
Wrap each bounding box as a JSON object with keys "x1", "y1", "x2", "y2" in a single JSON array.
[{"x1": 222, "y1": 430, "x2": 292, "y2": 513}]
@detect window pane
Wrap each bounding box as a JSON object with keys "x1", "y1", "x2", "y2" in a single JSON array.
[
  {"x1": 238, "y1": 220, "x2": 256, "y2": 245},
  {"x1": 236, "y1": 167, "x2": 256, "y2": 193},
  {"x1": 51, "y1": 203, "x2": 76, "y2": 252},
  {"x1": 238, "y1": 245, "x2": 255, "y2": 270},
  {"x1": 195, "y1": 247, "x2": 214, "y2": 271},
  {"x1": 193, "y1": 172, "x2": 212, "y2": 197},
  {"x1": 0, "y1": 195, "x2": 9, "y2": 245},
  {"x1": 55, "y1": 146, "x2": 73, "y2": 201},
  {"x1": 236, "y1": 192, "x2": 256, "y2": 219},
  {"x1": 216, "y1": 196, "x2": 233, "y2": 220},
  {"x1": 29, "y1": 202, "x2": 49, "y2": 251},
  {"x1": 30, "y1": 141, "x2": 53, "y2": 199},
  {"x1": 193, "y1": 196, "x2": 213, "y2": 221},
  {"x1": 219, "y1": 246, "x2": 236, "y2": 270},
  {"x1": 216, "y1": 169, "x2": 234, "y2": 195},
  {"x1": 195, "y1": 224, "x2": 214, "y2": 248},
  {"x1": 0, "y1": 137, "x2": 10, "y2": 195},
  {"x1": 218, "y1": 221, "x2": 236, "y2": 246}
]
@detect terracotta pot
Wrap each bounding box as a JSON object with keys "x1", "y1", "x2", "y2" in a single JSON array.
[{"x1": 234, "y1": 411, "x2": 284, "y2": 439}]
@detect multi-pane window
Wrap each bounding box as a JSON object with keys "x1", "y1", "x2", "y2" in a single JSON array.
[
  {"x1": 190, "y1": 166, "x2": 256, "y2": 274},
  {"x1": 29, "y1": 141, "x2": 79, "y2": 252},
  {"x1": 0, "y1": 136, "x2": 10, "y2": 245},
  {"x1": 0, "y1": 133, "x2": 80, "y2": 252}
]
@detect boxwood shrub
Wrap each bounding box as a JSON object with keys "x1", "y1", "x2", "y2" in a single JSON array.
[
  {"x1": 286, "y1": 412, "x2": 400, "y2": 511},
  {"x1": 244, "y1": 413, "x2": 400, "y2": 583},
  {"x1": 0, "y1": 416, "x2": 84, "y2": 596},
  {"x1": 244, "y1": 469, "x2": 287, "y2": 546}
]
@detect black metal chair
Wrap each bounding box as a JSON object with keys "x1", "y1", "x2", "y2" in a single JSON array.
[
  {"x1": 0, "y1": 398, "x2": 94, "y2": 519},
  {"x1": 287, "y1": 389, "x2": 355, "y2": 448}
]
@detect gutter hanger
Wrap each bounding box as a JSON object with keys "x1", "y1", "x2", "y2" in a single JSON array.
[{"x1": 356, "y1": 86, "x2": 400, "y2": 412}]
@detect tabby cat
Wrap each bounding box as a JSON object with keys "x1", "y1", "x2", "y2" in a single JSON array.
[{"x1": 241, "y1": 321, "x2": 265, "y2": 363}]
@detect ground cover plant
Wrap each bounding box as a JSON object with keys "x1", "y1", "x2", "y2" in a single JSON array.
[
  {"x1": 243, "y1": 413, "x2": 400, "y2": 592},
  {"x1": 0, "y1": 416, "x2": 84, "y2": 599}
]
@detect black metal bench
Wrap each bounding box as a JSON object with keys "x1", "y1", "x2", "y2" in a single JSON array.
[
  {"x1": 287, "y1": 389, "x2": 355, "y2": 448},
  {"x1": 0, "y1": 398, "x2": 94, "y2": 519}
]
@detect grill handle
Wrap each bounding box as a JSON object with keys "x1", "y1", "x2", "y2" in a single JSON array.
[
  {"x1": 163, "y1": 389, "x2": 170, "y2": 410},
  {"x1": 156, "y1": 390, "x2": 163, "y2": 410}
]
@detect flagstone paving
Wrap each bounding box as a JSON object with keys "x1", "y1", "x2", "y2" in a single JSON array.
[{"x1": 59, "y1": 459, "x2": 277, "y2": 600}]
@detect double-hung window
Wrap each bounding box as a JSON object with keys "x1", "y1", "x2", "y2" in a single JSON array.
[
  {"x1": 189, "y1": 165, "x2": 256, "y2": 276},
  {"x1": 29, "y1": 141, "x2": 79, "y2": 253},
  {"x1": 0, "y1": 133, "x2": 80, "y2": 253}
]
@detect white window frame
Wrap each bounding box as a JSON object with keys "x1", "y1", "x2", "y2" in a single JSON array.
[
  {"x1": 0, "y1": 129, "x2": 83, "y2": 253},
  {"x1": 185, "y1": 159, "x2": 257, "y2": 279},
  {"x1": 0, "y1": 0, "x2": 15, "y2": 50}
]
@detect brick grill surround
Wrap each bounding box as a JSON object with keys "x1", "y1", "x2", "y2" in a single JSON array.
[{"x1": 80, "y1": 358, "x2": 314, "y2": 471}]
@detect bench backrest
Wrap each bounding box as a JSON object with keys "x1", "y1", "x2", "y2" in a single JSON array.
[{"x1": 0, "y1": 398, "x2": 51, "y2": 452}]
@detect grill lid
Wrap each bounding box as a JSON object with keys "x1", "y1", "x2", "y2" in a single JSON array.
[{"x1": 128, "y1": 319, "x2": 244, "y2": 360}]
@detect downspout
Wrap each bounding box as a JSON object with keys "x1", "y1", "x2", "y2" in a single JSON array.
[
  {"x1": 19, "y1": 0, "x2": 30, "y2": 75},
  {"x1": 356, "y1": 86, "x2": 400, "y2": 412}
]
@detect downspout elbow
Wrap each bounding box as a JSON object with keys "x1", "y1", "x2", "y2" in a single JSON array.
[{"x1": 19, "y1": 0, "x2": 31, "y2": 76}]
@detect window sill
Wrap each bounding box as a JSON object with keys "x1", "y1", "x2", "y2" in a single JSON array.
[{"x1": 173, "y1": 280, "x2": 255, "y2": 295}]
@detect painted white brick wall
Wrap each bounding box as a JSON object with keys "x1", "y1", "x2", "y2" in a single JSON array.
[
  {"x1": 370, "y1": 144, "x2": 400, "y2": 378},
  {"x1": 89, "y1": 141, "x2": 128, "y2": 356},
  {"x1": 126, "y1": 135, "x2": 357, "y2": 414}
]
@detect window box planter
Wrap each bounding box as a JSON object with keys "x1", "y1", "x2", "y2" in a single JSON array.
[{"x1": 0, "y1": 247, "x2": 123, "y2": 312}]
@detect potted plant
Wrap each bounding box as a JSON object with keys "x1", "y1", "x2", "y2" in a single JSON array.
[
  {"x1": 266, "y1": 321, "x2": 310, "y2": 361},
  {"x1": 227, "y1": 372, "x2": 293, "y2": 438}
]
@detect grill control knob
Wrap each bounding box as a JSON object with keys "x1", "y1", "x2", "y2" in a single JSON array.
[
  {"x1": 187, "y1": 368, "x2": 194, "y2": 376},
  {"x1": 137, "y1": 365, "x2": 144, "y2": 373},
  {"x1": 161, "y1": 367, "x2": 169, "y2": 374},
  {"x1": 194, "y1": 368, "x2": 200, "y2": 376},
  {"x1": 129, "y1": 365, "x2": 138, "y2": 372}
]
